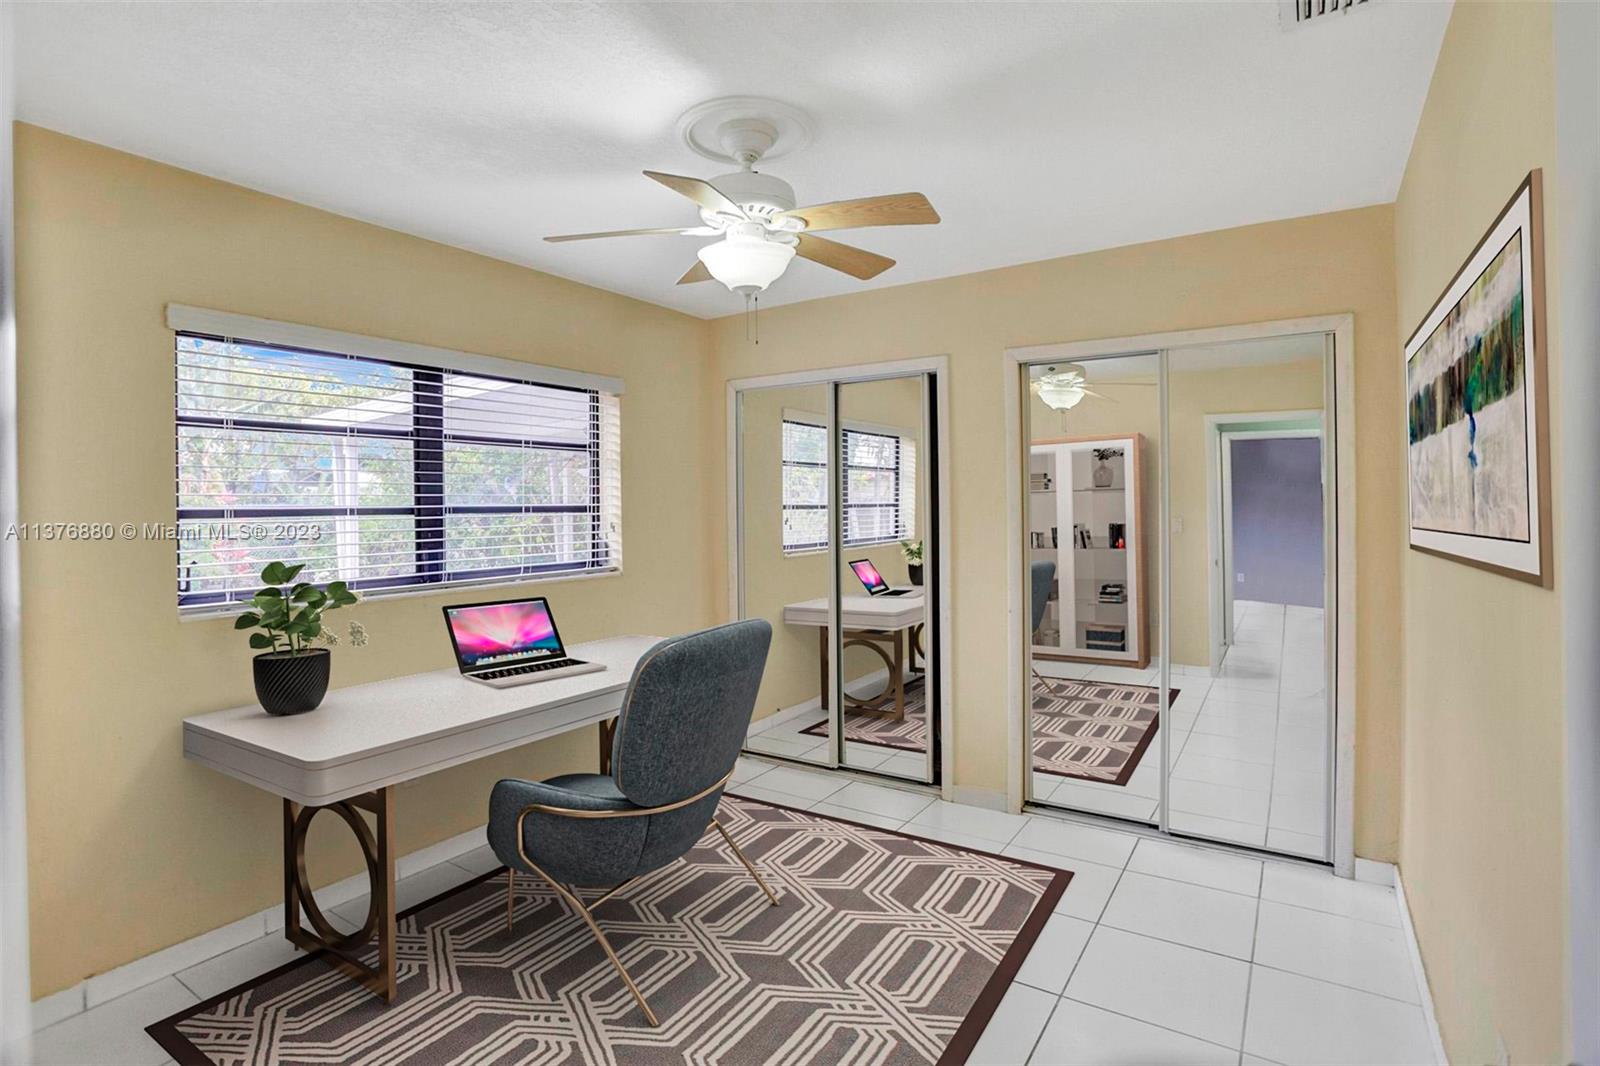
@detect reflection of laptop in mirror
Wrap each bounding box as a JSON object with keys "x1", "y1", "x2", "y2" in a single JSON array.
[
  {"x1": 850, "y1": 559, "x2": 915, "y2": 597},
  {"x1": 442, "y1": 597, "x2": 605, "y2": 688}
]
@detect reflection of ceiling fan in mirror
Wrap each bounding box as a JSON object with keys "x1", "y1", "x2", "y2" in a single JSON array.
[
  {"x1": 544, "y1": 97, "x2": 940, "y2": 300},
  {"x1": 1031, "y1": 363, "x2": 1157, "y2": 411}
]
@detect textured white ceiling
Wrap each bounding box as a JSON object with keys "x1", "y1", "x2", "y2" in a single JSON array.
[{"x1": 14, "y1": 1, "x2": 1450, "y2": 319}]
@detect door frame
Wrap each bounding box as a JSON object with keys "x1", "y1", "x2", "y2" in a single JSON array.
[
  {"x1": 1204, "y1": 412, "x2": 1325, "y2": 676},
  {"x1": 725, "y1": 356, "x2": 954, "y2": 798},
  {"x1": 1005, "y1": 315, "x2": 1356, "y2": 876}
]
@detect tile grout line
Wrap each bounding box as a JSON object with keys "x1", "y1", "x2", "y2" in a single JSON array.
[
  {"x1": 1039, "y1": 913, "x2": 1425, "y2": 1010},
  {"x1": 1022, "y1": 991, "x2": 1065, "y2": 1064},
  {"x1": 1237, "y1": 868, "x2": 1266, "y2": 1056},
  {"x1": 1025, "y1": 847, "x2": 1131, "y2": 1064},
  {"x1": 1055, "y1": 993, "x2": 1249, "y2": 1057},
  {"x1": 1259, "y1": 607, "x2": 1286, "y2": 856}
]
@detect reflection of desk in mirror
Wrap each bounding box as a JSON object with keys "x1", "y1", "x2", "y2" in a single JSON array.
[{"x1": 782, "y1": 593, "x2": 925, "y2": 720}]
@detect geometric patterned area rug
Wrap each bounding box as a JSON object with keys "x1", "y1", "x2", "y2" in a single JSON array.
[
  {"x1": 798, "y1": 677, "x2": 929, "y2": 754},
  {"x1": 800, "y1": 677, "x2": 1172, "y2": 788},
  {"x1": 148, "y1": 795, "x2": 1068, "y2": 1066},
  {"x1": 1031, "y1": 678, "x2": 1173, "y2": 787}
]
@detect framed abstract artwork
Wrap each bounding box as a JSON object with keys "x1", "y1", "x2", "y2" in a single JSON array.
[{"x1": 1404, "y1": 170, "x2": 1550, "y2": 586}]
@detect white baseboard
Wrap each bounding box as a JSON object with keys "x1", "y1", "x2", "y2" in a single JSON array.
[
  {"x1": 34, "y1": 822, "x2": 489, "y2": 1031},
  {"x1": 747, "y1": 669, "x2": 894, "y2": 738},
  {"x1": 1354, "y1": 857, "x2": 1396, "y2": 886},
  {"x1": 29, "y1": 984, "x2": 86, "y2": 1033},
  {"x1": 1394, "y1": 869, "x2": 1449, "y2": 1066}
]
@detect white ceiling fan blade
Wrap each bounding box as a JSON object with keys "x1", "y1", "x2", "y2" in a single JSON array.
[
  {"x1": 643, "y1": 171, "x2": 748, "y2": 220},
  {"x1": 544, "y1": 226, "x2": 718, "y2": 243}
]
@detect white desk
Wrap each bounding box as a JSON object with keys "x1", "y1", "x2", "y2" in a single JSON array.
[
  {"x1": 781, "y1": 593, "x2": 925, "y2": 719},
  {"x1": 182, "y1": 634, "x2": 660, "y2": 1001}
]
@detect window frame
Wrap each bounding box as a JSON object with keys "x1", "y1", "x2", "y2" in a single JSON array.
[
  {"x1": 173, "y1": 330, "x2": 615, "y2": 610},
  {"x1": 780, "y1": 415, "x2": 914, "y2": 555}
]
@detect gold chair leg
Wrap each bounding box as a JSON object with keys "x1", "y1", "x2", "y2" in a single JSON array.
[
  {"x1": 521, "y1": 861, "x2": 659, "y2": 1027},
  {"x1": 1032, "y1": 665, "x2": 1069, "y2": 696},
  {"x1": 712, "y1": 819, "x2": 780, "y2": 907},
  {"x1": 506, "y1": 868, "x2": 515, "y2": 932}
]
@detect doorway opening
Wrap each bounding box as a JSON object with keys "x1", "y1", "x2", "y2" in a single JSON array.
[{"x1": 1206, "y1": 412, "x2": 1326, "y2": 677}]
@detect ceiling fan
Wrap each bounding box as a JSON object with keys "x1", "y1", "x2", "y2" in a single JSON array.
[
  {"x1": 544, "y1": 101, "x2": 940, "y2": 298},
  {"x1": 1031, "y1": 363, "x2": 1157, "y2": 411}
]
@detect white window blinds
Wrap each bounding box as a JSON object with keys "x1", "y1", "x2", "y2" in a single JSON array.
[
  {"x1": 171, "y1": 321, "x2": 622, "y2": 610},
  {"x1": 781, "y1": 418, "x2": 917, "y2": 553}
]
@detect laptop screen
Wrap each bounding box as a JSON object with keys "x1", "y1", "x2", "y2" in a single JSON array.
[
  {"x1": 444, "y1": 598, "x2": 566, "y2": 669},
  {"x1": 849, "y1": 559, "x2": 890, "y2": 594}
]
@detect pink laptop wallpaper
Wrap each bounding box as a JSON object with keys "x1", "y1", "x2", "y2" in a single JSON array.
[
  {"x1": 448, "y1": 601, "x2": 560, "y2": 666},
  {"x1": 850, "y1": 559, "x2": 888, "y2": 591}
]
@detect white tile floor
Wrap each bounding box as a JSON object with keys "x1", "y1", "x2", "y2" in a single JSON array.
[
  {"x1": 31, "y1": 755, "x2": 1433, "y2": 1066},
  {"x1": 745, "y1": 689, "x2": 932, "y2": 781},
  {"x1": 1034, "y1": 600, "x2": 1330, "y2": 860}
]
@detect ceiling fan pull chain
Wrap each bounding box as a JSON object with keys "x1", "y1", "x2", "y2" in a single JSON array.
[{"x1": 744, "y1": 291, "x2": 762, "y2": 345}]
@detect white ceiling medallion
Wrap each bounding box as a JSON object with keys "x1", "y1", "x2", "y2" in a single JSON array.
[{"x1": 677, "y1": 96, "x2": 814, "y2": 166}]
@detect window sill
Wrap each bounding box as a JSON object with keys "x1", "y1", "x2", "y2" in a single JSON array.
[
  {"x1": 780, "y1": 537, "x2": 909, "y2": 559},
  {"x1": 177, "y1": 565, "x2": 623, "y2": 623}
]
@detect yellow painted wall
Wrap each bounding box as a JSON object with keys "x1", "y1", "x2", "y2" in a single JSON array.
[
  {"x1": 1029, "y1": 358, "x2": 1326, "y2": 669},
  {"x1": 708, "y1": 205, "x2": 1403, "y2": 862},
  {"x1": 1393, "y1": 2, "x2": 1566, "y2": 1061},
  {"x1": 13, "y1": 124, "x2": 719, "y2": 997}
]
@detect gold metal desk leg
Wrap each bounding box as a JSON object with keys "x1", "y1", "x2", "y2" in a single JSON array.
[
  {"x1": 598, "y1": 718, "x2": 617, "y2": 775},
  {"x1": 281, "y1": 786, "x2": 398, "y2": 1002}
]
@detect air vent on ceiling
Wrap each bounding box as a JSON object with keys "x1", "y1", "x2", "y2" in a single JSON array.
[{"x1": 1280, "y1": 0, "x2": 1372, "y2": 28}]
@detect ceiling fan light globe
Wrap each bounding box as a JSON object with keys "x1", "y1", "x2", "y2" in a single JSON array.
[
  {"x1": 1032, "y1": 364, "x2": 1091, "y2": 410},
  {"x1": 1035, "y1": 381, "x2": 1086, "y2": 411},
  {"x1": 697, "y1": 233, "x2": 796, "y2": 293}
]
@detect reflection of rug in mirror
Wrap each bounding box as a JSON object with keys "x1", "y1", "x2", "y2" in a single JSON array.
[
  {"x1": 1032, "y1": 678, "x2": 1173, "y2": 786},
  {"x1": 799, "y1": 676, "x2": 928, "y2": 752},
  {"x1": 148, "y1": 795, "x2": 1069, "y2": 1066},
  {"x1": 802, "y1": 677, "x2": 1172, "y2": 788}
]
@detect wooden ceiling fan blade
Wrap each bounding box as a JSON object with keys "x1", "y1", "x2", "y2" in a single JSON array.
[
  {"x1": 676, "y1": 260, "x2": 713, "y2": 285},
  {"x1": 643, "y1": 171, "x2": 747, "y2": 219},
  {"x1": 544, "y1": 226, "x2": 715, "y2": 243},
  {"x1": 795, "y1": 234, "x2": 895, "y2": 280},
  {"x1": 778, "y1": 192, "x2": 939, "y2": 233}
]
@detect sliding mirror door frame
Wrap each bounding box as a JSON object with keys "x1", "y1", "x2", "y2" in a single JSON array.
[
  {"x1": 727, "y1": 356, "x2": 954, "y2": 795},
  {"x1": 1006, "y1": 316, "x2": 1357, "y2": 876}
]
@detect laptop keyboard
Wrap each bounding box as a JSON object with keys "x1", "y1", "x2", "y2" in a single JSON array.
[{"x1": 478, "y1": 657, "x2": 587, "y2": 681}]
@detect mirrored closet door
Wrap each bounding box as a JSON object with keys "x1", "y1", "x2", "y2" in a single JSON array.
[
  {"x1": 737, "y1": 382, "x2": 835, "y2": 767},
  {"x1": 736, "y1": 368, "x2": 941, "y2": 786},
  {"x1": 1164, "y1": 337, "x2": 1332, "y2": 860},
  {"x1": 1023, "y1": 335, "x2": 1336, "y2": 864},
  {"x1": 1025, "y1": 355, "x2": 1161, "y2": 825}
]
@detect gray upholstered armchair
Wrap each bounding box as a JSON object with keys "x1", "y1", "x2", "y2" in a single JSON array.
[
  {"x1": 486, "y1": 619, "x2": 776, "y2": 1026},
  {"x1": 1031, "y1": 559, "x2": 1066, "y2": 694}
]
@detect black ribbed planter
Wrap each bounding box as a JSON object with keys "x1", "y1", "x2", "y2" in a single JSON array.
[
  {"x1": 253, "y1": 649, "x2": 331, "y2": 716},
  {"x1": 907, "y1": 564, "x2": 924, "y2": 586}
]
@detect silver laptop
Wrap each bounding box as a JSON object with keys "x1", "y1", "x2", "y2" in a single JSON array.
[{"x1": 442, "y1": 596, "x2": 604, "y2": 688}]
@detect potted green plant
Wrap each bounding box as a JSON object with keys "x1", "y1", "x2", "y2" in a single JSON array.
[
  {"x1": 234, "y1": 562, "x2": 361, "y2": 716},
  {"x1": 901, "y1": 540, "x2": 925, "y2": 586}
]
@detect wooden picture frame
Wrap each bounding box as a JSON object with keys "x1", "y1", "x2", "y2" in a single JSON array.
[{"x1": 1403, "y1": 169, "x2": 1550, "y2": 586}]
